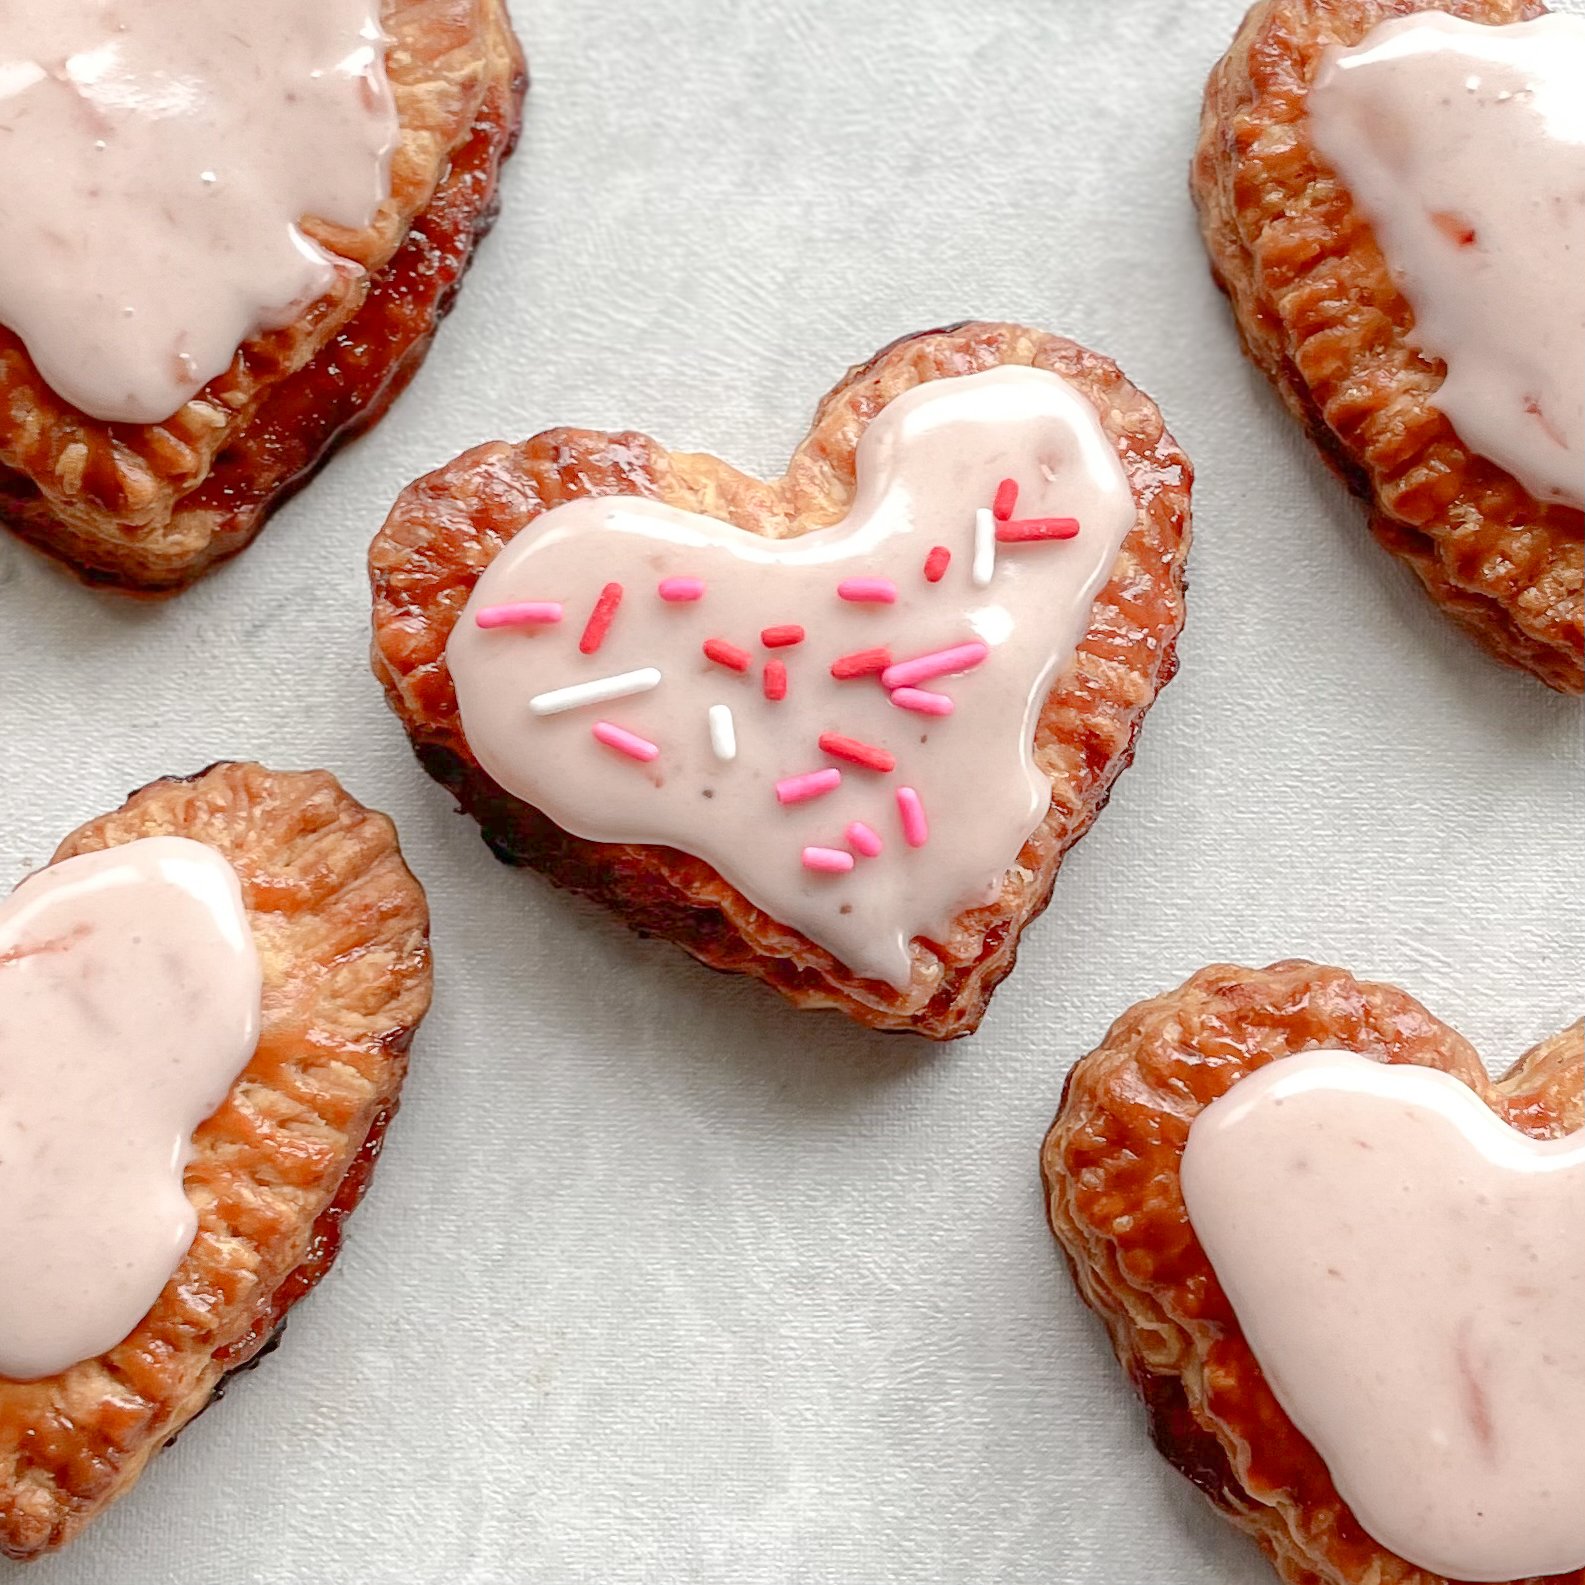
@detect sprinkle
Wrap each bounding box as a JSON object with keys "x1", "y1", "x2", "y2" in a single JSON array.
[
  {"x1": 923, "y1": 545, "x2": 951, "y2": 583},
  {"x1": 761, "y1": 624, "x2": 805, "y2": 648},
  {"x1": 578, "y1": 582, "x2": 625, "y2": 654},
  {"x1": 708, "y1": 703, "x2": 736, "y2": 762},
  {"x1": 763, "y1": 660, "x2": 788, "y2": 701},
  {"x1": 846, "y1": 821, "x2": 883, "y2": 858},
  {"x1": 992, "y1": 478, "x2": 1019, "y2": 521},
  {"x1": 529, "y1": 666, "x2": 662, "y2": 716},
  {"x1": 890, "y1": 687, "x2": 954, "y2": 717},
  {"x1": 658, "y1": 576, "x2": 706, "y2": 602},
  {"x1": 997, "y1": 516, "x2": 1081, "y2": 543},
  {"x1": 881, "y1": 641, "x2": 989, "y2": 691},
  {"x1": 972, "y1": 507, "x2": 996, "y2": 587},
  {"x1": 776, "y1": 768, "x2": 842, "y2": 805},
  {"x1": 476, "y1": 600, "x2": 563, "y2": 629},
  {"x1": 592, "y1": 720, "x2": 659, "y2": 763},
  {"x1": 896, "y1": 786, "x2": 929, "y2": 848},
  {"x1": 818, "y1": 732, "x2": 895, "y2": 773},
  {"x1": 702, "y1": 637, "x2": 752, "y2": 672},
  {"x1": 830, "y1": 646, "x2": 892, "y2": 680},
  {"x1": 802, "y1": 846, "x2": 855, "y2": 874},
  {"x1": 837, "y1": 576, "x2": 897, "y2": 604}
]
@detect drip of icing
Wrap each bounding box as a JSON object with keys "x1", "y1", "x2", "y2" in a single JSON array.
[
  {"x1": 1181, "y1": 1049, "x2": 1585, "y2": 1582},
  {"x1": 0, "y1": 0, "x2": 397, "y2": 425},
  {"x1": 447, "y1": 366, "x2": 1137, "y2": 990},
  {"x1": 0, "y1": 838, "x2": 261, "y2": 1382},
  {"x1": 1308, "y1": 12, "x2": 1585, "y2": 509}
]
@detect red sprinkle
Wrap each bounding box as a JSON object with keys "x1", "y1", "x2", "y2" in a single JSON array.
[
  {"x1": 702, "y1": 637, "x2": 752, "y2": 672},
  {"x1": 818, "y1": 732, "x2": 895, "y2": 773},
  {"x1": 578, "y1": 582, "x2": 624, "y2": 654},
  {"x1": 761, "y1": 624, "x2": 805, "y2": 648},
  {"x1": 992, "y1": 478, "x2": 1019, "y2": 521},
  {"x1": 996, "y1": 517, "x2": 1080, "y2": 543},
  {"x1": 923, "y1": 545, "x2": 951, "y2": 583},
  {"x1": 830, "y1": 646, "x2": 892, "y2": 680},
  {"x1": 763, "y1": 660, "x2": 788, "y2": 701}
]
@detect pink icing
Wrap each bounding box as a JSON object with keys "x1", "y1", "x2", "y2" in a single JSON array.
[
  {"x1": 1309, "y1": 12, "x2": 1585, "y2": 508},
  {"x1": 1182, "y1": 1049, "x2": 1585, "y2": 1581},
  {"x1": 0, "y1": 0, "x2": 396, "y2": 425},
  {"x1": 0, "y1": 838, "x2": 261, "y2": 1381},
  {"x1": 446, "y1": 366, "x2": 1136, "y2": 989}
]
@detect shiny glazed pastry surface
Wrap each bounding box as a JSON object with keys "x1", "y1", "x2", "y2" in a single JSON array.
[
  {"x1": 1193, "y1": 0, "x2": 1584, "y2": 693},
  {"x1": 0, "y1": 763, "x2": 432, "y2": 1561},
  {"x1": 1041, "y1": 959, "x2": 1585, "y2": 1585},
  {"x1": 369, "y1": 322, "x2": 1192, "y2": 1039},
  {"x1": 0, "y1": 0, "x2": 524, "y2": 591}
]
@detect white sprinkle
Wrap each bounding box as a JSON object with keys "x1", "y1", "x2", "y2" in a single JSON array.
[
  {"x1": 972, "y1": 507, "x2": 996, "y2": 588},
  {"x1": 529, "y1": 667, "x2": 662, "y2": 716},
  {"x1": 709, "y1": 703, "x2": 737, "y2": 761}
]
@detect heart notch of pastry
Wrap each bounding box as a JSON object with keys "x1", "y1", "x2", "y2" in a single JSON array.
[
  {"x1": 370, "y1": 323, "x2": 1192, "y2": 1037},
  {"x1": 1041, "y1": 960, "x2": 1585, "y2": 1585}
]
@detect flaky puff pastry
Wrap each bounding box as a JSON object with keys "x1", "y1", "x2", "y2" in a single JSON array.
[
  {"x1": 369, "y1": 323, "x2": 1191, "y2": 1040},
  {"x1": 0, "y1": 763, "x2": 432, "y2": 1560},
  {"x1": 0, "y1": 0, "x2": 524, "y2": 592},
  {"x1": 1041, "y1": 960, "x2": 1585, "y2": 1585},
  {"x1": 1194, "y1": 0, "x2": 1584, "y2": 693}
]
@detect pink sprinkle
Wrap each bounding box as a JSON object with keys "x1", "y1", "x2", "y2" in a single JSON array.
[
  {"x1": 896, "y1": 786, "x2": 929, "y2": 848},
  {"x1": 997, "y1": 516, "x2": 1081, "y2": 543},
  {"x1": 881, "y1": 641, "x2": 989, "y2": 691},
  {"x1": 475, "y1": 601, "x2": 563, "y2": 629},
  {"x1": 993, "y1": 478, "x2": 1019, "y2": 522},
  {"x1": 776, "y1": 767, "x2": 842, "y2": 805},
  {"x1": 592, "y1": 720, "x2": 659, "y2": 763},
  {"x1": 703, "y1": 637, "x2": 752, "y2": 672},
  {"x1": 802, "y1": 846, "x2": 855, "y2": 874},
  {"x1": 890, "y1": 687, "x2": 955, "y2": 717},
  {"x1": 579, "y1": 582, "x2": 624, "y2": 655},
  {"x1": 658, "y1": 576, "x2": 706, "y2": 602},
  {"x1": 837, "y1": 576, "x2": 897, "y2": 604},
  {"x1": 763, "y1": 660, "x2": 788, "y2": 701},
  {"x1": 846, "y1": 821, "x2": 883, "y2": 858},
  {"x1": 923, "y1": 546, "x2": 951, "y2": 583}
]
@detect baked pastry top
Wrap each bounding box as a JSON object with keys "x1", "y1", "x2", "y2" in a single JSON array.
[
  {"x1": 1042, "y1": 960, "x2": 1584, "y2": 1585},
  {"x1": 369, "y1": 322, "x2": 1192, "y2": 1039},
  {"x1": 1193, "y1": 0, "x2": 1584, "y2": 693},
  {"x1": 0, "y1": 0, "x2": 524, "y2": 590},
  {"x1": 0, "y1": 763, "x2": 431, "y2": 1560}
]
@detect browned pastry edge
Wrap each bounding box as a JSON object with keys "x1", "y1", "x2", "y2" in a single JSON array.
[
  {"x1": 0, "y1": 762, "x2": 433, "y2": 1560},
  {"x1": 1192, "y1": 0, "x2": 1584, "y2": 693},
  {"x1": 369, "y1": 321, "x2": 1193, "y2": 1039},
  {"x1": 1041, "y1": 960, "x2": 1585, "y2": 1585},
  {"x1": 0, "y1": 0, "x2": 525, "y2": 592}
]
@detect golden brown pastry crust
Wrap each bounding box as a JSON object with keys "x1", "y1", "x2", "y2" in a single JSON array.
[
  {"x1": 1041, "y1": 960, "x2": 1585, "y2": 1585},
  {"x1": 0, "y1": 763, "x2": 432, "y2": 1561},
  {"x1": 0, "y1": 0, "x2": 525, "y2": 591},
  {"x1": 1193, "y1": 0, "x2": 1584, "y2": 693},
  {"x1": 369, "y1": 322, "x2": 1192, "y2": 1039}
]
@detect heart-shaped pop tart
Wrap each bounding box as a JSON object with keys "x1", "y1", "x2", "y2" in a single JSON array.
[
  {"x1": 370, "y1": 323, "x2": 1191, "y2": 1037},
  {"x1": 0, "y1": 763, "x2": 431, "y2": 1559},
  {"x1": 1041, "y1": 960, "x2": 1585, "y2": 1585},
  {"x1": 1194, "y1": 0, "x2": 1584, "y2": 692}
]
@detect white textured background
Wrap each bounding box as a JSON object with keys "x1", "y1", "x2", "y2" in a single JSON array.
[{"x1": 5, "y1": 1, "x2": 1583, "y2": 1581}]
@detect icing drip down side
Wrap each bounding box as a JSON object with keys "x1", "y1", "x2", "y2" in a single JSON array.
[
  {"x1": 0, "y1": 0, "x2": 398, "y2": 425},
  {"x1": 446, "y1": 366, "x2": 1137, "y2": 990},
  {"x1": 1309, "y1": 12, "x2": 1585, "y2": 509},
  {"x1": 1182, "y1": 1049, "x2": 1585, "y2": 1583},
  {"x1": 0, "y1": 838, "x2": 262, "y2": 1382}
]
